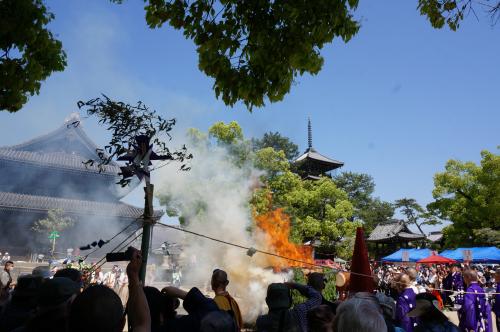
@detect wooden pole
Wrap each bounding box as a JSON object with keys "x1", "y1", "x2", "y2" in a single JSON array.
[{"x1": 139, "y1": 183, "x2": 154, "y2": 283}]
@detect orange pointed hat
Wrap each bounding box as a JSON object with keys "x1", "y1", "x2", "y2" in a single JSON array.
[{"x1": 348, "y1": 227, "x2": 374, "y2": 294}]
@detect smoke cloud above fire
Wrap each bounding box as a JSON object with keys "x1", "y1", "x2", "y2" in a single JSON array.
[{"x1": 154, "y1": 137, "x2": 295, "y2": 321}]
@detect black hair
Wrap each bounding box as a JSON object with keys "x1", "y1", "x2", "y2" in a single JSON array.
[
  {"x1": 54, "y1": 268, "x2": 82, "y2": 283},
  {"x1": 69, "y1": 285, "x2": 124, "y2": 332},
  {"x1": 307, "y1": 305, "x2": 335, "y2": 332}
]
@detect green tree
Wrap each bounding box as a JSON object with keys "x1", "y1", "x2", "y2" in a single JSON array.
[
  {"x1": 159, "y1": 121, "x2": 359, "y2": 258},
  {"x1": 418, "y1": 0, "x2": 500, "y2": 31},
  {"x1": 428, "y1": 149, "x2": 500, "y2": 247},
  {"x1": 32, "y1": 209, "x2": 74, "y2": 233},
  {"x1": 394, "y1": 198, "x2": 440, "y2": 235},
  {"x1": 252, "y1": 132, "x2": 300, "y2": 160},
  {"x1": 255, "y1": 173, "x2": 357, "y2": 259},
  {"x1": 209, "y1": 121, "x2": 244, "y2": 145},
  {"x1": 358, "y1": 198, "x2": 395, "y2": 232},
  {"x1": 334, "y1": 172, "x2": 394, "y2": 232},
  {"x1": 1, "y1": 0, "x2": 66, "y2": 112},
  {"x1": 32, "y1": 209, "x2": 74, "y2": 255},
  {"x1": 117, "y1": 0, "x2": 359, "y2": 110},
  {"x1": 334, "y1": 172, "x2": 375, "y2": 210}
]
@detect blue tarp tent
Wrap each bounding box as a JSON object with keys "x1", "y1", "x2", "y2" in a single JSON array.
[
  {"x1": 440, "y1": 247, "x2": 500, "y2": 263},
  {"x1": 382, "y1": 249, "x2": 432, "y2": 262}
]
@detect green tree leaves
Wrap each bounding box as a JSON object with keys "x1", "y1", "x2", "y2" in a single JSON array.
[
  {"x1": 252, "y1": 132, "x2": 300, "y2": 160},
  {"x1": 139, "y1": 0, "x2": 360, "y2": 110},
  {"x1": 32, "y1": 209, "x2": 74, "y2": 233},
  {"x1": 333, "y1": 172, "x2": 394, "y2": 232},
  {"x1": 418, "y1": 0, "x2": 500, "y2": 31},
  {"x1": 0, "y1": 0, "x2": 66, "y2": 112},
  {"x1": 428, "y1": 149, "x2": 499, "y2": 247}
]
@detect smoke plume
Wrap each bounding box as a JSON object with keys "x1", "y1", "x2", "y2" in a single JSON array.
[{"x1": 155, "y1": 137, "x2": 291, "y2": 321}]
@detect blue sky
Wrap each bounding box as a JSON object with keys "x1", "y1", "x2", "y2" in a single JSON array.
[{"x1": 1, "y1": 0, "x2": 498, "y2": 232}]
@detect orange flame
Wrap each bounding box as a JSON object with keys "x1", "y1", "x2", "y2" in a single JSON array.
[{"x1": 254, "y1": 209, "x2": 313, "y2": 269}]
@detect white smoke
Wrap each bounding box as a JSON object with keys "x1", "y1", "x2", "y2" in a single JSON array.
[{"x1": 154, "y1": 138, "x2": 290, "y2": 322}]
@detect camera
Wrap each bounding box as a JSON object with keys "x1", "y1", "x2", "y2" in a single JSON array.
[{"x1": 106, "y1": 247, "x2": 134, "y2": 262}]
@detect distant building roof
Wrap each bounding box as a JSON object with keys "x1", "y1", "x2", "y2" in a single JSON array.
[
  {"x1": 427, "y1": 231, "x2": 444, "y2": 243},
  {"x1": 0, "y1": 191, "x2": 163, "y2": 220},
  {"x1": 367, "y1": 220, "x2": 425, "y2": 242},
  {"x1": 0, "y1": 148, "x2": 121, "y2": 175}
]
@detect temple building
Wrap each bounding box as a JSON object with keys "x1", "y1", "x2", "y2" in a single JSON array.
[
  {"x1": 367, "y1": 219, "x2": 426, "y2": 257},
  {"x1": 0, "y1": 114, "x2": 161, "y2": 256},
  {"x1": 293, "y1": 119, "x2": 343, "y2": 180}
]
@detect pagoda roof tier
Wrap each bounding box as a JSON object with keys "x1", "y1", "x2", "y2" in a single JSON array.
[
  {"x1": 0, "y1": 191, "x2": 163, "y2": 220},
  {"x1": 367, "y1": 220, "x2": 426, "y2": 243},
  {"x1": 0, "y1": 148, "x2": 121, "y2": 175},
  {"x1": 294, "y1": 148, "x2": 344, "y2": 171}
]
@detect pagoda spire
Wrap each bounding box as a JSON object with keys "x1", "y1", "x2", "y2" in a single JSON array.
[{"x1": 308, "y1": 117, "x2": 313, "y2": 150}]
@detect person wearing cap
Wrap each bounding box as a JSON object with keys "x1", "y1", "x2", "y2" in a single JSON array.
[
  {"x1": 395, "y1": 273, "x2": 418, "y2": 332},
  {"x1": 407, "y1": 292, "x2": 459, "y2": 332},
  {"x1": 492, "y1": 268, "x2": 500, "y2": 332},
  {"x1": 211, "y1": 269, "x2": 243, "y2": 331},
  {"x1": 458, "y1": 269, "x2": 492, "y2": 332}
]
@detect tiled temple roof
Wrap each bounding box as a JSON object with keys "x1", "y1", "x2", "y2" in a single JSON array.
[
  {"x1": 0, "y1": 191, "x2": 163, "y2": 220},
  {"x1": 367, "y1": 220, "x2": 425, "y2": 242}
]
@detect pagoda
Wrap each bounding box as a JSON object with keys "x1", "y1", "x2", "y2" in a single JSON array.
[
  {"x1": 293, "y1": 118, "x2": 344, "y2": 180},
  {"x1": 0, "y1": 114, "x2": 162, "y2": 256}
]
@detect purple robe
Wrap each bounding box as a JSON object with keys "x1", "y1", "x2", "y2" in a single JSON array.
[
  {"x1": 396, "y1": 287, "x2": 417, "y2": 332},
  {"x1": 494, "y1": 282, "x2": 500, "y2": 331},
  {"x1": 493, "y1": 282, "x2": 500, "y2": 317},
  {"x1": 459, "y1": 283, "x2": 492, "y2": 332},
  {"x1": 453, "y1": 272, "x2": 465, "y2": 306}
]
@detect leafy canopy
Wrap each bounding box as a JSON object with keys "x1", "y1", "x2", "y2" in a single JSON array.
[
  {"x1": 121, "y1": 0, "x2": 360, "y2": 110},
  {"x1": 77, "y1": 95, "x2": 193, "y2": 186},
  {"x1": 394, "y1": 198, "x2": 440, "y2": 236},
  {"x1": 0, "y1": 0, "x2": 66, "y2": 112},
  {"x1": 32, "y1": 209, "x2": 74, "y2": 233},
  {"x1": 159, "y1": 121, "x2": 359, "y2": 258},
  {"x1": 418, "y1": 0, "x2": 500, "y2": 30},
  {"x1": 252, "y1": 132, "x2": 300, "y2": 161},
  {"x1": 428, "y1": 149, "x2": 499, "y2": 247},
  {"x1": 333, "y1": 172, "x2": 394, "y2": 232}
]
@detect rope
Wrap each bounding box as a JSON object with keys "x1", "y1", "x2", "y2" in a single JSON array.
[
  {"x1": 91, "y1": 231, "x2": 143, "y2": 273},
  {"x1": 87, "y1": 228, "x2": 142, "y2": 274},
  {"x1": 154, "y1": 223, "x2": 500, "y2": 296},
  {"x1": 82, "y1": 218, "x2": 140, "y2": 260}
]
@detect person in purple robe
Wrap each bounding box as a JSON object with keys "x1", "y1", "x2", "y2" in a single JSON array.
[
  {"x1": 442, "y1": 266, "x2": 453, "y2": 306},
  {"x1": 451, "y1": 264, "x2": 465, "y2": 310},
  {"x1": 396, "y1": 273, "x2": 418, "y2": 332},
  {"x1": 493, "y1": 268, "x2": 500, "y2": 332},
  {"x1": 458, "y1": 269, "x2": 492, "y2": 332}
]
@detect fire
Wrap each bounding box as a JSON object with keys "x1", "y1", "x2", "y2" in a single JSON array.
[{"x1": 254, "y1": 209, "x2": 313, "y2": 269}]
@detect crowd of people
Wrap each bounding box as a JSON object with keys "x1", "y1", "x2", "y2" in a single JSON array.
[{"x1": 0, "y1": 250, "x2": 498, "y2": 332}]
